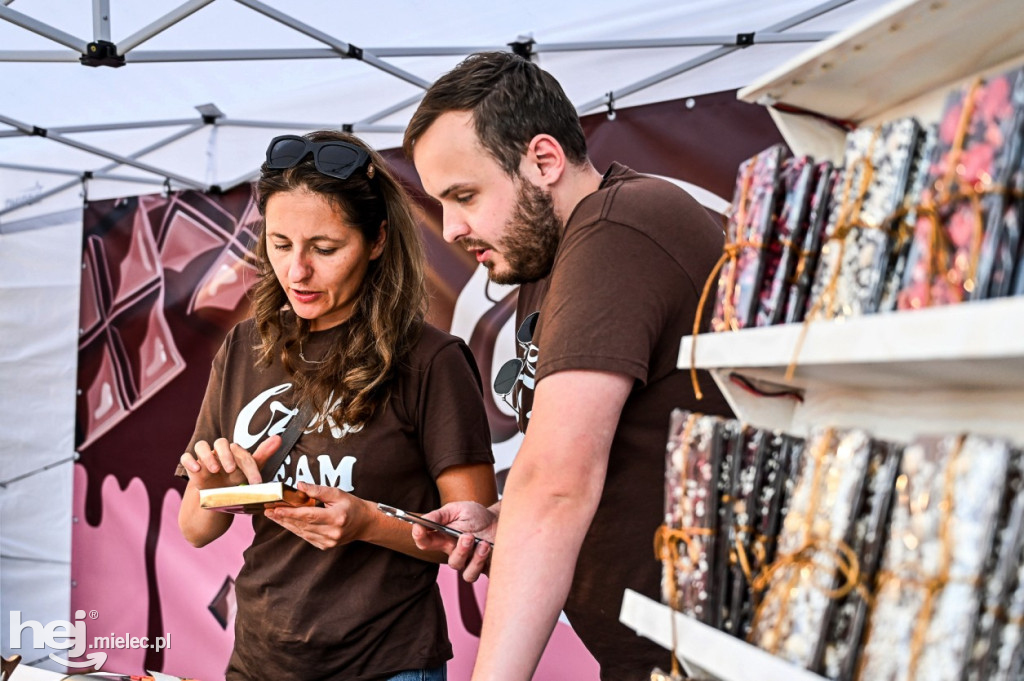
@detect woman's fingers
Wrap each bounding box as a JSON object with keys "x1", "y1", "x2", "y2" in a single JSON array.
[
  {"x1": 179, "y1": 451, "x2": 201, "y2": 476},
  {"x1": 229, "y1": 442, "x2": 264, "y2": 485},
  {"x1": 213, "y1": 438, "x2": 237, "y2": 474},
  {"x1": 193, "y1": 440, "x2": 221, "y2": 474}
]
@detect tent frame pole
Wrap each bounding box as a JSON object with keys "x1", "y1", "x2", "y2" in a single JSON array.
[
  {"x1": 117, "y1": 0, "x2": 216, "y2": 54},
  {"x1": 576, "y1": 0, "x2": 856, "y2": 114},
  {"x1": 0, "y1": 122, "x2": 206, "y2": 217},
  {"x1": 0, "y1": 4, "x2": 87, "y2": 52},
  {"x1": 92, "y1": 0, "x2": 111, "y2": 42}
]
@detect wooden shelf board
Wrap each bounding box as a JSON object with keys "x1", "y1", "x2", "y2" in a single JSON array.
[
  {"x1": 679, "y1": 298, "x2": 1024, "y2": 391},
  {"x1": 619, "y1": 589, "x2": 825, "y2": 681},
  {"x1": 738, "y1": 0, "x2": 1024, "y2": 123}
]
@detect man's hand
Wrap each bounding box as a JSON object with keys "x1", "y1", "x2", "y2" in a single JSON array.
[{"x1": 411, "y1": 501, "x2": 497, "y2": 582}]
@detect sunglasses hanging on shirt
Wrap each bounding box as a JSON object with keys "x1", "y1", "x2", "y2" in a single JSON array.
[
  {"x1": 265, "y1": 135, "x2": 372, "y2": 181},
  {"x1": 493, "y1": 311, "x2": 539, "y2": 415}
]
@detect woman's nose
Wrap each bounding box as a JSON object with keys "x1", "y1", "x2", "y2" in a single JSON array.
[{"x1": 288, "y1": 252, "x2": 312, "y2": 281}]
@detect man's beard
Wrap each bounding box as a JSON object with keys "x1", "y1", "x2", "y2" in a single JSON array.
[{"x1": 488, "y1": 178, "x2": 562, "y2": 286}]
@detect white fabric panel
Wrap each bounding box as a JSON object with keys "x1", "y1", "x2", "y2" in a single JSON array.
[{"x1": 0, "y1": 215, "x2": 82, "y2": 668}]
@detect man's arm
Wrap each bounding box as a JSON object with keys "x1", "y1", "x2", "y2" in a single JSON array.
[{"x1": 471, "y1": 368, "x2": 632, "y2": 681}]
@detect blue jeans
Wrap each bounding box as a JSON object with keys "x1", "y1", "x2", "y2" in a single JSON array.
[{"x1": 385, "y1": 666, "x2": 446, "y2": 681}]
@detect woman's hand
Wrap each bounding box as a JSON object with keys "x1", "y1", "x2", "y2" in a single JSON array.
[
  {"x1": 179, "y1": 436, "x2": 279, "y2": 489},
  {"x1": 264, "y1": 483, "x2": 373, "y2": 550},
  {"x1": 178, "y1": 436, "x2": 280, "y2": 548}
]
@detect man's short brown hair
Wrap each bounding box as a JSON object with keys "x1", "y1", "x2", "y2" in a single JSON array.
[{"x1": 403, "y1": 51, "x2": 589, "y2": 176}]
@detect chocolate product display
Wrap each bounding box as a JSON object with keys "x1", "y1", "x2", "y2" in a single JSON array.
[
  {"x1": 713, "y1": 143, "x2": 789, "y2": 332},
  {"x1": 785, "y1": 162, "x2": 839, "y2": 324},
  {"x1": 755, "y1": 156, "x2": 816, "y2": 327},
  {"x1": 748, "y1": 427, "x2": 875, "y2": 667},
  {"x1": 808, "y1": 118, "x2": 923, "y2": 320},
  {"x1": 898, "y1": 67, "x2": 1024, "y2": 310},
  {"x1": 858, "y1": 434, "x2": 1014, "y2": 681},
  {"x1": 660, "y1": 410, "x2": 726, "y2": 623}
]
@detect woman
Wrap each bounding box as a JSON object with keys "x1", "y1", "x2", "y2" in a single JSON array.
[{"x1": 177, "y1": 130, "x2": 497, "y2": 681}]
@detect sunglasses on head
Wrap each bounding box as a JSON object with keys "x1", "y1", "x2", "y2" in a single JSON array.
[
  {"x1": 493, "y1": 312, "x2": 539, "y2": 413},
  {"x1": 265, "y1": 135, "x2": 371, "y2": 181}
]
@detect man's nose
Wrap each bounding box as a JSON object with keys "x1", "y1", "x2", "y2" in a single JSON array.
[{"x1": 441, "y1": 209, "x2": 470, "y2": 243}]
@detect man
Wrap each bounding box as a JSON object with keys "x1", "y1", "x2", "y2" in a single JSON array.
[{"x1": 404, "y1": 51, "x2": 732, "y2": 681}]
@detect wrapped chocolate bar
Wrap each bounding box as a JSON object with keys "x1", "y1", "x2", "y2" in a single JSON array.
[
  {"x1": 751, "y1": 433, "x2": 805, "y2": 576},
  {"x1": 731, "y1": 429, "x2": 798, "y2": 639},
  {"x1": 784, "y1": 162, "x2": 839, "y2": 324},
  {"x1": 811, "y1": 439, "x2": 903, "y2": 681},
  {"x1": 858, "y1": 434, "x2": 1013, "y2": 681},
  {"x1": 972, "y1": 143, "x2": 1024, "y2": 300},
  {"x1": 898, "y1": 68, "x2": 1024, "y2": 310},
  {"x1": 748, "y1": 427, "x2": 874, "y2": 667},
  {"x1": 808, "y1": 118, "x2": 923, "y2": 320},
  {"x1": 721, "y1": 425, "x2": 768, "y2": 636},
  {"x1": 878, "y1": 124, "x2": 939, "y2": 312},
  {"x1": 659, "y1": 409, "x2": 724, "y2": 624},
  {"x1": 755, "y1": 155, "x2": 816, "y2": 327},
  {"x1": 708, "y1": 418, "x2": 741, "y2": 630},
  {"x1": 712, "y1": 143, "x2": 789, "y2": 332},
  {"x1": 990, "y1": 533, "x2": 1024, "y2": 680},
  {"x1": 965, "y1": 450, "x2": 1024, "y2": 680}
]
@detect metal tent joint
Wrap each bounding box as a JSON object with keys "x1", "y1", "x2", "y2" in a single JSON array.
[
  {"x1": 31, "y1": 125, "x2": 47, "y2": 137},
  {"x1": 81, "y1": 39, "x2": 124, "y2": 67},
  {"x1": 508, "y1": 37, "x2": 535, "y2": 60},
  {"x1": 735, "y1": 32, "x2": 755, "y2": 46},
  {"x1": 347, "y1": 43, "x2": 363, "y2": 60}
]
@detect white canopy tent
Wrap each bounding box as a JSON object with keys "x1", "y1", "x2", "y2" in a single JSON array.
[{"x1": 0, "y1": 0, "x2": 892, "y2": 672}]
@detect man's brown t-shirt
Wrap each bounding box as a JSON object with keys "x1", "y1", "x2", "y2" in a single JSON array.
[
  {"x1": 183, "y1": 320, "x2": 493, "y2": 681},
  {"x1": 510, "y1": 163, "x2": 733, "y2": 680}
]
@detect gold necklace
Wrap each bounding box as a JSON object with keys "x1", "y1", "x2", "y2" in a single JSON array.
[{"x1": 298, "y1": 339, "x2": 325, "y2": 364}]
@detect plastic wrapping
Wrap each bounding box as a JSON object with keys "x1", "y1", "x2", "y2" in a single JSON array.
[
  {"x1": 784, "y1": 162, "x2": 839, "y2": 324},
  {"x1": 808, "y1": 118, "x2": 922, "y2": 319},
  {"x1": 898, "y1": 68, "x2": 1024, "y2": 309},
  {"x1": 661, "y1": 410, "x2": 725, "y2": 623},
  {"x1": 748, "y1": 427, "x2": 874, "y2": 667},
  {"x1": 713, "y1": 144, "x2": 789, "y2": 331},
  {"x1": 859, "y1": 434, "x2": 1013, "y2": 681},
  {"x1": 755, "y1": 156, "x2": 816, "y2": 327}
]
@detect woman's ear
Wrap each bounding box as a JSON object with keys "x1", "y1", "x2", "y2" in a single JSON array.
[{"x1": 370, "y1": 221, "x2": 387, "y2": 260}]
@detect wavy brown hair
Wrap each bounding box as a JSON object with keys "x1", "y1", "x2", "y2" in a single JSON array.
[{"x1": 252, "y1": 130, "x2": 426, "y2": 427}]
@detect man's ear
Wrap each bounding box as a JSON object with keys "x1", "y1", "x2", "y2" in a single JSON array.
[{"x1": 522, "y1": 134, "x2": 566, "y2": 188}]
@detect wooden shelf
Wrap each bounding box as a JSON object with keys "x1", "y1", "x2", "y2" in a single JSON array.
[
  {"x1": 619, "y1": 589, "x2": 825, "y2": 681},
  {"x1": 679, "y1": 298, "x2": 1024, "y2": 442},
  {"x1": 681, "y1": 297, "x2": 1024, "y2": 391},
  {"x1": 736, "y1": 0, "x2": 1024, "y2": 161},
  {"x1": 738, "y1": 0, "x2": 1024, "y2": 124}
]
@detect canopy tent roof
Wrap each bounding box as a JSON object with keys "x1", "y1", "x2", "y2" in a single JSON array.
[
  {"x1": 1, "y1": 1, "x2": 901, "y2": 674},
  {"x1": 0, "y1": 0, "x2": 891, "y2": 228}
]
